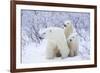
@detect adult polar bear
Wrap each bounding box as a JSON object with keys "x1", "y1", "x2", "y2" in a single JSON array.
[{"x1": 39, "y1": 27, "x2": 70, "y2": 59}]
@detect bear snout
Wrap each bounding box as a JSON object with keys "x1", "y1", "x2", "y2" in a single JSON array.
[{"x1": 39, "y1": 36, "x2": 44, "y2": 40}]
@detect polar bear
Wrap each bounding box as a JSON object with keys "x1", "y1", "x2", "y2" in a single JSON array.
[
  {"x1": 39, "y1": 27, "x2": 70, "y2": 59},
  {"x1": 67, "y1": 33, "x2": 79, "y2": 57},
  {"x1": 63, "y1": 20, "x2": 74, "y2": 39}
]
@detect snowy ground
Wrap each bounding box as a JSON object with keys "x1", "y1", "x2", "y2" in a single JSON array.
[{"x1": 22, "y1": 39, "x2": 90, "y2": 64}]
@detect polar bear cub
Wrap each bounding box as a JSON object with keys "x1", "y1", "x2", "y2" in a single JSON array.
[
  {"x1": 67, "y1": 33, "x2": 79, "y2": 57},
  {"x1": 39, "y1": 27, "x2": 70, "y2": 59}
]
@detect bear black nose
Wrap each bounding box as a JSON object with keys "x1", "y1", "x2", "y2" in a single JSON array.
[
  {"x1": 39, "y1": 36, "x2": 43, "y2": 39},
  {"x1": 70, "y1": 39, "x2": 72, "y2": 42},
  {"x1": 64, "y1": 24, "x2": 67, "y2": 27}
]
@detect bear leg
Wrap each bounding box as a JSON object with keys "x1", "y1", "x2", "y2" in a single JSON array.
[
  {"x1": 74, "y1": 49, "x2": 78, "y2": 56},
  {"x1": 69, "y1": 49, "x2": 75, "y2": 57},
  {"x1": 46, "y1": 42, "x2": 56, "y2": 59},
  {"x1": 46, "y1": 48, "x2": 55, "y2": 59},
  {"x1": 59, "y1": 48, "x2": 69, "y2": 59}
]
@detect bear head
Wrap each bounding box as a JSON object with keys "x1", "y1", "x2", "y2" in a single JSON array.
[{"x1": 39, "y1": 28, "x2": 53, "y2": 40}]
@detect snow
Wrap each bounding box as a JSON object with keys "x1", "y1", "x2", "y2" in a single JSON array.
[{"x1": 22, "y1": 39, "x2": 90, "y2": 64}]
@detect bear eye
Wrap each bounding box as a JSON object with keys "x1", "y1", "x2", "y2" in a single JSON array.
[{"x1": 67, "y1": 23, "x2": 69, "y2": 24}]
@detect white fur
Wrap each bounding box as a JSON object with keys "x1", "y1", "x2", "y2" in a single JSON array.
[
  {"x1": 41, "y1": 27, "x2": 70, "y2": 59},
  {"x1": 67, "y1": 33, "x2": 79, "y2": 57}
]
